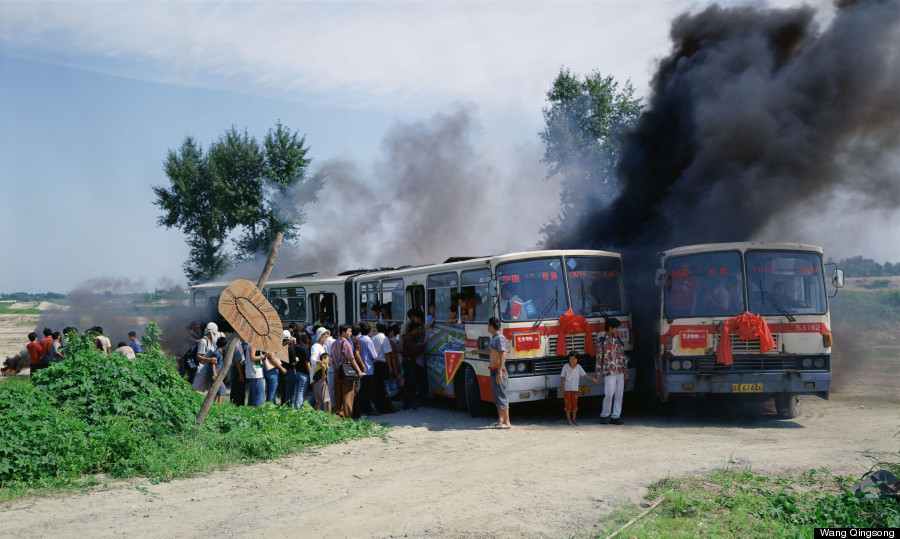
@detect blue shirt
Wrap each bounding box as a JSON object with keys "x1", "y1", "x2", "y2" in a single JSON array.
[
  {"x1": 358, "y1": 335, "x2": 377, "y2": 376},
  {"x1": 129, "y1": 339, "x2": 144, "y2": 354}
]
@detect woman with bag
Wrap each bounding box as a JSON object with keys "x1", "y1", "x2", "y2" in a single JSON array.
[{"x1": 332, "y1": 324, "x2": 364, "y2": 418}]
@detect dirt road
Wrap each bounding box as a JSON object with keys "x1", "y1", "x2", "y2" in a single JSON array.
[{"x1": 1, "y1": 312, "x2": 898, "y2": 538}]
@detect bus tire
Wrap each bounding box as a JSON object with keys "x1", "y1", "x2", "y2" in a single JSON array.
[
  {"x1": 465, "y1": 364, "x2": 487, "y2": 417},
  {"x1": 775, "y1": 394, "x2": 801, "y2": 419},
  {"x1": 454, "y1": 370, "x2": 468, "y2": 411}
]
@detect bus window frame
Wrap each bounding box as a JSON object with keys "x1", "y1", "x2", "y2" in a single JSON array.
[
  {"x1": 745, "y1": 249, "x2": 828, "y2": 316},
  {"x1": 427, "y1": 271, "x2": 460, "y2": 324},
  {"x1": 496, "y1": 256, "x2": 569, "y2": 322},
  {"x1": 267, "y1": 286, "x2": 307, "y2": 323},
  {"x1": 663, "y1": 250, "x2": 745, "y2": 319},
  {"x1": 461, "y1": 268, "x2": 491, "y2": 322}
]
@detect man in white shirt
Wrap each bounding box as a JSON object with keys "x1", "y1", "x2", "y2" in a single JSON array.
[{"x1": 370, "y1": 323, "x2": 397, "y2": 413}]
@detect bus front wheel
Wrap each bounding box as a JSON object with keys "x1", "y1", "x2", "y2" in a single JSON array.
[
  {"x1": 465, "y1": 365, "x2": 487, "y2": 417},
  {"x1": 775, "y1": 394, "x2": 801, "y2": 419}
]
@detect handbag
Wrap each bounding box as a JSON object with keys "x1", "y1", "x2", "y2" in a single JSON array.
[
  {"x1": 383, "y1": 377, "x2": 400, "y2": 398},
  {"x1": 339, "y1": 362, "x2": 359, "y2": 381}
]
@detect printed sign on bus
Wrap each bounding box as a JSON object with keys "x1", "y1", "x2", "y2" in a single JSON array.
[{"x1": 678, "y1": 329, "x2": 709, "y2": 354}]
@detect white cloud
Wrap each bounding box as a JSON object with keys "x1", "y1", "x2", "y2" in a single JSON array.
[{"x1": 0, "y1": 1, "x2": 687, "y2": 114}]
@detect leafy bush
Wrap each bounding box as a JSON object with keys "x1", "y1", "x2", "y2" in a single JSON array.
[{"x1": 0, "y1": 323, "x2": 383, "y2": 490}]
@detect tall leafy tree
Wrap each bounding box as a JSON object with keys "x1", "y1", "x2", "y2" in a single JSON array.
[
  {"x1": 540, "y1": 68, "x2": 643, "y2": 244},
  {"x1": 154, "y1": 137, "x2": 232, "y2": 284},
  {"x1": 234, "y1": 121, "x2": 314, "y2": 257},
  {"x1": 154, "y1": 122, "x2": 321, "y2": 283}
]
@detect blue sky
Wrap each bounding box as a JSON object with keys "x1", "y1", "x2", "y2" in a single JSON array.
[{"x1": 3, "y1": 0, "x2": 891, "y2": 294}]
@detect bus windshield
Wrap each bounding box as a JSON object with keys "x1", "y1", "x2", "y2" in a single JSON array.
[
  {"x1": 745, "y1": 250, "x2": 827, "y2": 315},
  {"x1": 665, "y1": 251, "x2": 744, "y2": 318},
  {"x1": 497, "y1": 258, "x2": 569, "y2": 321},
  {"x1": 566, "y1": 256, "x2": 628, "y2": 317}
]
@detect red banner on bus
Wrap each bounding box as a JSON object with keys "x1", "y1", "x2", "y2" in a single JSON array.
[{"x1": 444, "y1": 351, "x2": 464, "y2": 384}]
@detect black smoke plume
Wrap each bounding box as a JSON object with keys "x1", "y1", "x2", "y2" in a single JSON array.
[{"x1": 553, "y1": 0, "x2": 900, "y2": 255}]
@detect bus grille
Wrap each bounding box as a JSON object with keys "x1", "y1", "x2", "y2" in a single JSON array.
[
  {"x1": 546, "y1": 334, "x2": 587, "y2": 355},
  {"x1": 710, "y1": 334, "x2": 780, "y2": 354},
  {"x1": 698, "y1": 357, "x2": 796, "y2": 371}
]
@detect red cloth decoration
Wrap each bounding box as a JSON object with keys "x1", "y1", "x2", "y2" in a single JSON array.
[
  {"x1": 555, "y1": 309, "x2": 596, "y2": 357},
  {"x1": 717, "y1": 312, "x2": 776, "y2": 366}
]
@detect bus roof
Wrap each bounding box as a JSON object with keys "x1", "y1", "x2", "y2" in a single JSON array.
[
  {"x1": 189, "y1": 249, "x2": 624, "y2": 291},
  {"x1": 662, "y1": 242, "x2": 824, "y2": 258}
]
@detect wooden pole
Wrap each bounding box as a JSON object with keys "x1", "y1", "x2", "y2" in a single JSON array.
[{"x1": 196, "y1": 232, "x2": 284, "y2": 426}]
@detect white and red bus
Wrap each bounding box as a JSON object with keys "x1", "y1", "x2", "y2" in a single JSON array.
[
  {"x1": 190, "y1": 249, "x2": 635, "y2": 415},
  {"x1": 653, "y1": 242, "x2": 844, "y2": 418}
]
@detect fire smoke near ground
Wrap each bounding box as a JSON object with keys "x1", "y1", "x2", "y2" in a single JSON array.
[{"x1": 553, "y1": 0, "x2": 900, "y2": 257}]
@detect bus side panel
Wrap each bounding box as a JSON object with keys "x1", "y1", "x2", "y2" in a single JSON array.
[{"x1": 425, "y1": 322, "x2": 466, "y2": 396}]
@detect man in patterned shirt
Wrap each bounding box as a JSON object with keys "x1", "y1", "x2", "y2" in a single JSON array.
[
  {"x1": 596, "y1": 318, "x2": 628, "y2": 425},
  {"x1": 487, "y1": 316, "x2": 511, "y2": 428}
]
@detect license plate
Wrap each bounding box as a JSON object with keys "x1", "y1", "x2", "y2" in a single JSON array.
[
  {"x1": 732, "y1": 383, "x2": 763, "y2": 393},
  {"x1": 578, "y1": 385, "x2": 591, "y2": 395}
]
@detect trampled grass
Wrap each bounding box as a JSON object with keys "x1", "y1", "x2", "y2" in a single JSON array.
[
  {"x1": 593, "y1": 467, "x2": 900, "y2": 538},
  {"x1": 0, "y1": 308, "x2": 40, "y2": 315}
]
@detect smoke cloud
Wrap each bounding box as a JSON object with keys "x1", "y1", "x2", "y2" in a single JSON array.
[
  {"x1": 225, "y1": 106, "x2": 560, "y2": 279},
  {"x1": 552, "y1": 0, "x2": 900, "y2": 255}
]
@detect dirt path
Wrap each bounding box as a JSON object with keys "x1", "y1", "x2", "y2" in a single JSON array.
[
  {"x1": 0, "y1": 390, "x2": 897, "y2": 538},
  {"x1": 1, "y1": 313, "x2": 898, "y2": 538}
]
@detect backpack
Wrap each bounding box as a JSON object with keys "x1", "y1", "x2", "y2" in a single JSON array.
[{"x1": 183, "y1": 343, "x2": 198, "y2": 370}]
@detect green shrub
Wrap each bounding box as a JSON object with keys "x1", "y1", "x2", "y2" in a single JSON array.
[{"x1": 0, "y1": 323, "x2": 383, "y2": 491}]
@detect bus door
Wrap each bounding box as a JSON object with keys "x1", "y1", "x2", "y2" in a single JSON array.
[{"x1": 425, "y1": 272, "x2": 463, "y2": 396}]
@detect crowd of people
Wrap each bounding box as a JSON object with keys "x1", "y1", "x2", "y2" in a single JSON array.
[
  {"x1": 23, "y1": 311, "x2": 629, "y2": 427},
  {"x1": 25, "y1": 326, "x2": 143, "y2": 373},
  {"x1": 181, "y1": 311, "x2": 431, "y2": 419}
]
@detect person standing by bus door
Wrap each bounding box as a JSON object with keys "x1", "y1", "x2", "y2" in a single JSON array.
[
  {"x1": 596, "y1": 318, "x2": 628, "y2": 425},
  {"x1": 487, "y1": 317, "x2": 511, "y2": 429}
]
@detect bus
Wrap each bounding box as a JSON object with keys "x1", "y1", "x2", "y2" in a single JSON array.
[
  {"x1": 653, "y1": 242, "x2": 844, "y2": 418},
  {"x1": 189, "y1": 249, "x2": 635, "y2": 415}
]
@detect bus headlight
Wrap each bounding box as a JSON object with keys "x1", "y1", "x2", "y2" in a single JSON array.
[
  {"x1": 801, "y1": 358, "x2": 813, "y2": 368},
  {"x1": 680, "y1": 359, "x2": 693, "y2": 370},
  {"x1": 670, "y1": 360, "x2": 682, "y2": 371},
  {"x1": 517, "y1": 362, "x2": 527, "y2": 374},
  {"x1": 813, "y1": 358, "x2": 825, "y2": 368},
  {"x1": 508, "y1": 363, "x2": 518, "y2": 373}
]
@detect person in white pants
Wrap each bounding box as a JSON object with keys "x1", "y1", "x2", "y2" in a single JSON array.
[{"x1": 595, "y1": 318, "x2": 628, "y2": 425}]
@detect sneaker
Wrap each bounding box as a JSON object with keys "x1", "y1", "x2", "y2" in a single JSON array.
[
  {"x1": 600, "y1": 416, "x2": 611, "y2": 424},
  {"x1": 610, "y1": 418, "x2": 624, "y2": 425}
]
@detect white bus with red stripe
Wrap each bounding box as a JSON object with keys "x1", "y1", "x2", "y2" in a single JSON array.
[
  {"x1": 653, "y1": 242, "x2": 844, "y2": 418},
  {"x1": 189, "y1": 249, "x2": 634, "y2": 416}
]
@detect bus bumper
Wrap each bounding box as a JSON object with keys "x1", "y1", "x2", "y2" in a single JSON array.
[
  {"x1": 502, "y1": 369, "x2": 637, "y2": 403},
  {"x1": 663, "y1": 371, "x2": 830, "y2": 400}
]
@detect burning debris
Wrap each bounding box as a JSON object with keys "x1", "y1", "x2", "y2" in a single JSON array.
[{"x1": 2, "y1": 350, "x2": 29, "y2": 375}]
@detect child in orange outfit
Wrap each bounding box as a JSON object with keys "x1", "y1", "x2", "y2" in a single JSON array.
[{"x1": 560, "y1": 351, "x2": 598, "y2": 425}]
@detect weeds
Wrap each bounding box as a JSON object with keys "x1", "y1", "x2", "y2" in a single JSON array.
[
  {"x1": 0, "y1": 323, "x2": 383, "y2": 498},
  {"x1": 594, "y1": 466, "x2": 900, "y2": 538}
]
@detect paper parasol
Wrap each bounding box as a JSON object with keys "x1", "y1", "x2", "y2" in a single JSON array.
[{"x1": 218, "y1": 279, "x2": 283, "y2": 353}]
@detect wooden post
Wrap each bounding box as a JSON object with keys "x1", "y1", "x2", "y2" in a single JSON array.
[{"x1": 196, "y1": 233, "x2": 284, "y2": 426}]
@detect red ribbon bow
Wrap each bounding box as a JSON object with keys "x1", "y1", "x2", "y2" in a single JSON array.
[
  {"x1": 717, "y1": 312, "x2": 775, "y2": 366},
  {"x1": 556, "y1": 309, "x2": 596, "y2": 357}
]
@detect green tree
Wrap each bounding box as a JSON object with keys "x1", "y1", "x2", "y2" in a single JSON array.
[
  {"x1": 154, "y1": 137, "x2": 231, "y2": 284},
  {"x1": 153, "y1": 121, "x2": 321, "y2": 284},
  {"x1": 539, "y1": 68, "x2": 643, "y2": 243},
  {"x1": 234, "y1": 121, "x2": 316, "y2": 257}
]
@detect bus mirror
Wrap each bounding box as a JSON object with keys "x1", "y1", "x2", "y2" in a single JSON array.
[
  {"x1": 654, "y1": 269, "x2": 666, "y2": 287},
  {"x1": 833, "y1": 268, "x2": 844, "y2": 289},
  {"x1": 489, "y1": 279, "x2": 499, "y2": 297}
]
